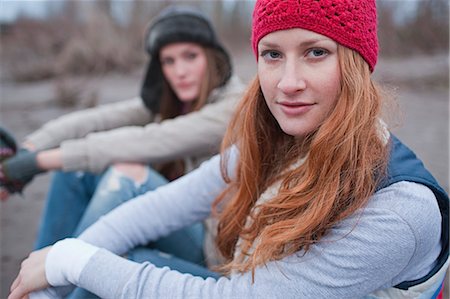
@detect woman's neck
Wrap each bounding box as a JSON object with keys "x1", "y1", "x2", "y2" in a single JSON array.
[{"x1": 181, "y1": 102, "x2": 194, "y2": 115}]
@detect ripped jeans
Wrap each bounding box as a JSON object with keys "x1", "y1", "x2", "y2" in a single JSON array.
[{"x1": 35, "y1": 167, "x2": 219, "y2": 279}]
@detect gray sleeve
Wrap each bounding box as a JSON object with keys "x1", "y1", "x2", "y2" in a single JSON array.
[
  {"x1": 59, "y1": 88, "x2": 241, "y2": 173},
  {"x1": 25, "y1": 97, "x2": 151, "y2": 151},
  {"x1": 77, "y1": 181, "x2": 442, "y2": 298}
]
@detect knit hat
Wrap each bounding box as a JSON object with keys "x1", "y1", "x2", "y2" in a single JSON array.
[
  {"x1": 251, "y1": 0, "x2": 378, "y2": 71},
  {"x1": 141, "y1": 5, "x2": 232, "y2": 112}
]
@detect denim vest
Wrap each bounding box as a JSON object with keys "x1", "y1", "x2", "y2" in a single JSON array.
[{"x1": 367, "y1": 135, "x2": 449, "y2": 298}]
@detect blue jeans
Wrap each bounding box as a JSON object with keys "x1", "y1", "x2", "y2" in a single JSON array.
[
  {"x1": 35, "y1": 167, "x2": 219, "y2": 286},
  {"x1": 35, "y1": 170, "x2": 103, "y2": 249},
  {"x1": 36, "y1": 167, "x2": 203, "y2": 259}
]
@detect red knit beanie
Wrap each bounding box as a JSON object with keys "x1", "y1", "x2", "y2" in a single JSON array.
[{"x1": 252, "y1": 0, "x2": 378, "y2": 71}]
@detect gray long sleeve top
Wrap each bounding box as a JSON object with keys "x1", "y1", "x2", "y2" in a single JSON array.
[
  {"x1": 38, "y1": 149, "x2": 442, "y2": 298},
  {"x1": 25, "y1": 76, "x2": 245, "y2": 173}
]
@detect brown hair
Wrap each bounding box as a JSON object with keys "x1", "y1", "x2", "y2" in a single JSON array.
[
  {"x1": 213, "y1": 45, "x2": 389, "y2": 275},
  {"x1": 157, "y1": 47, "x2": 228, "y2": 180}
]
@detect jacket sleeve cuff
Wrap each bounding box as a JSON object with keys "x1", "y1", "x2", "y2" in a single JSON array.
[
  {"x1": 24, "y1": 131, "x2": 58, "y2": 151},
  {"x1": 46, "y1": 238, "x2": 99, "y2": 287}
]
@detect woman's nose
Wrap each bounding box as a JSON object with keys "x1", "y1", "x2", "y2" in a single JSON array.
[
  {"x1": 277, "y1": 62, "x2": 306, "y2": 94},
  {"x1": 174, "y1": 61, "x2": 188, "y2": 77}
]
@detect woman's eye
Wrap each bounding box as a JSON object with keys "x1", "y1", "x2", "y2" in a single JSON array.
[
  {"x1": 161, "y1": 57, "x2": 174, "y2": 65},
  {"x1": 185, "y1": 52, "x2": 198, "y2": 60},
  {"x1": 261, "y1": 50, "x2": 281, "y2": 61},
  {"x1": 307, "y1": 48, "x2": 328, "y2": 58}
]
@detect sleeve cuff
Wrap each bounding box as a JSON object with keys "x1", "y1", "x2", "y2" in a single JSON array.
[
  {"x1": 24, "y1": 131, "x2": 57, "y2": 151},
  {"x1": 46, "y1": 238, "x2": 99, "y2": 286}
]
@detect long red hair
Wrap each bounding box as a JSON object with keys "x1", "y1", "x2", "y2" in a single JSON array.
[{"x1": 213, "y1": 46, "x2": 389, "y2": 275}]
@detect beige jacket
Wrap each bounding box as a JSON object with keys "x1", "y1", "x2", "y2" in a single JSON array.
[{"x1": 26, "y1": 76, "x2": 245, "y2": 173}]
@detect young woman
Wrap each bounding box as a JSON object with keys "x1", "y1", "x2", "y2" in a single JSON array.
[
  {"x1": 1, "y1": 5, "x2": 244, "y2": 269},
  {"x1": 9, "y1": 0, "x2": 449, "y2": 298}
]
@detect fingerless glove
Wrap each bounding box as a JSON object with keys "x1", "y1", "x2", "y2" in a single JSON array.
[{"x1": 0, "y1": 149, "x2": 45, "y2": 194}]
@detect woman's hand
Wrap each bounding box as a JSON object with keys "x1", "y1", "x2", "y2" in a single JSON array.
[
  {"x1": 8, "y1": 247, "x2": 52, "y2": 299},
  {"x1": 21, "y1": 141, "x2": 36, "y2": 152}
]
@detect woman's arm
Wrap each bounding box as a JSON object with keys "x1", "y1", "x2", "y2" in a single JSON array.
[
  {"x1": 58, "y1": 87, "x2": 242, "y2": 173},
  {"x1": 9, "y1": 151, "x2": 234, "y2": 298},
  {"x1": 25, "y1": 77, "x2": 244, "y2": 173},
  {"x1": 11, "y1": 181, "x2": 441, "y2": 298},
  {"x1": 35, "y1": 149, "x2": 62, "y2": 170},
  {"x1": 2, "y1": 97, "x2": 152, "y2": 197},
  {"x1": 57, "y1": 182, "x2": 442, "y2": 298},
  {"x1": 24, "y1": 97, "x2": 151, "y2": 151}
]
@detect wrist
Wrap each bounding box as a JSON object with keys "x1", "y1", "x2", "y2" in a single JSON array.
[
  {"x1": 36, "y1": 149, "x2": 62, "y2": 170},
  {"x1": 46, "y1": 239, "x2": 99, "y2": 287},
  {"x1": 21, "y1": 141, "x2": 36, "y2": 151}
]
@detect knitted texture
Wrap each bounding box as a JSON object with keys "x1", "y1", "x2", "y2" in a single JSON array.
[{"x1": 252, "y1": 0, "x2": 378, "y2": 71}]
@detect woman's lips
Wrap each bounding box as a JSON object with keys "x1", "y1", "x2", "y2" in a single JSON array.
[
  {"x1": 176, "y1": 82, "x2": 194, "y2": 89},
  {"x1": 278, "y1": 101, "x2": 315, "y2": 116}
]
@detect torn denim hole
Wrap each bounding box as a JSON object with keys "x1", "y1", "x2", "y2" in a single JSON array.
[
  {"x1": 103, "y1": 168, "x2": 124, "y2": 192},
  {"x1": 75, "y1": 171, "x2": 85, "y2": 178}
]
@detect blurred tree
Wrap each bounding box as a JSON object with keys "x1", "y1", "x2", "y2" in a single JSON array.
[
  {"x1": 2, "y1": 0, "x2": 447, "y2": 82},
  {"x1": 378, "y1": 1, "x2": 399, "y2": 57},
  {"x1": 406, "y1": 0, "x2": 449, "y2": 54},
  {"x1": 378, "y1": 0, "x2": 449, "y2": 57},
  {"x1": 61, "y1": 1, "x2": 78, "y2": 23},
  {"x1": 96, "y1": 0, "x2": 112, "y2": 18}
]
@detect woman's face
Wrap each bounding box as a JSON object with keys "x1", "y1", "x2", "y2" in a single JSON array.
[
  {"x1": 258, "y1": 28, "x2": 341, "y2": 139},
  {"x1": 160, "y1": 42, "x2": 208, "y2": 102}
]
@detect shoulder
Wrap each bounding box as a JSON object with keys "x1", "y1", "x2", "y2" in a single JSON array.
[
  {"x1": 370, "y1": 181, "x2": 441, "y2": 230},
  {"x1": 208, "y1": 76, "x2": 246, "y2": 103},
  {"x1": 220, "y1": 75, "x2": 247, "y2": 94},
  {"x1": 336, "y1": 181, "x2": 441, "y2": 260},
  {"x1": 364, "y1": 181, "x2": 442, "y2": 278},
  {"x1": 319, "y1": 181, "x2": 442, "y2": 285},
  {"x1": 335, "y1": 181, "x2": 440, "y2": 247}
]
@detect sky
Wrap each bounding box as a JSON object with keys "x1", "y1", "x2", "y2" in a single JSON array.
[
  {"x1": 0, "y1": 0, "x2": 241, "y2": 23},
  {"x1": 1, "y1": 0, "x2": 53, "y2": 23}
]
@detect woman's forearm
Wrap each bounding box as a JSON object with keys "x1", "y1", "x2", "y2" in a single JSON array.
[{"x1": 36, "y1": 149, "x2": 63, "y2": 171}]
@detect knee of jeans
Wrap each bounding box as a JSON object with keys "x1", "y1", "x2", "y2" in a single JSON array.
[
  {"x1": 111, "y1": 163, "x2": 149, "y2": 186},
  {"x1": 99, "y1": 168, "x2": 128, "y2": 193},
  {"x1": 97, "y1": 166, "x2": 147, "y2": 196}
]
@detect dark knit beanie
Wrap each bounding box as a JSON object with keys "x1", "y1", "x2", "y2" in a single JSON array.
[
  {"x1": 141, "y1": 5, "x2": 232, "y2": 112},
  {"x1": 252, "y1": 0, "x2": 378, "y2": 71}
]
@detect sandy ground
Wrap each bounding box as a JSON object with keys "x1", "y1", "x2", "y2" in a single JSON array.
[{"x1": 0, "y1": 54, "x2": 448, "y2": 297}]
